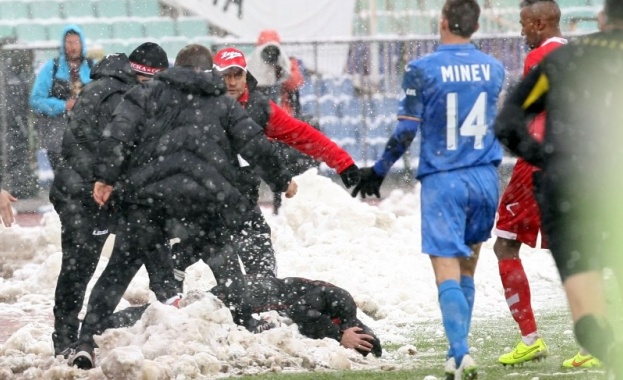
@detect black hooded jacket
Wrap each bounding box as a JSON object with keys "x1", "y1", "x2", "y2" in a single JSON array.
[
  {"x1": 50, "y1": 53, "x2": 139, "y2": 204},
  {"x1": 95, "y1": 66, "x2": 292, "y2": 224}
]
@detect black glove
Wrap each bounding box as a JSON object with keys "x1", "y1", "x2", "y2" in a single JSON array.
[
  {"x1": 351, "y1": 167, "x2": 384, "y2": 198},
  {"x1": 339, "y1": 164, "x2": 361, "y2": 189}
]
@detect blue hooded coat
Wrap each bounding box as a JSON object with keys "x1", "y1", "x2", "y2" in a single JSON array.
[{"x1": 29, "y1": 24, "x2": 92, "y2": 152}]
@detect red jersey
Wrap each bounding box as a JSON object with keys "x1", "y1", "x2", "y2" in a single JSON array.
[
  {"x1": 238, "y1": 87, "x2": 354, "y2": 174},
  {"x1": 523, "y1": 37, "x2": 567, "y2": 142}
]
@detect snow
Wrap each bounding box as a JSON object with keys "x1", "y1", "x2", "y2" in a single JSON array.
[{"x1": 0, "y1": 169, "x2": 566, "y2": 379}]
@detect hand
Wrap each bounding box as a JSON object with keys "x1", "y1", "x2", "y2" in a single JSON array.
[
  {"x1": 340, "y1": 327, "x2": 375, "y2": 354},
  {"x1": 0, "y1": 189, "x2": 17, "y2": 227},
  {"x1": 351, "y1": 167, "x2": 384, "y2": 198},
  {"x1": 284, "y1": 180, "x2": 298, "y2": 198},
  {"x1": 93, "y1": 181, "x2": 113, "y2": 206},
  {"x1": 65, "y1": 98, "x2": 77, "y2": 111},
  {"x1": 339, "y1": 164, "x2": 360, "y2": 189}
]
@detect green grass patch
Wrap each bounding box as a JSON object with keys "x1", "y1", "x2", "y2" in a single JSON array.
[{"x1": 237, "y1": 276, "x2": 622, "y2": 379}]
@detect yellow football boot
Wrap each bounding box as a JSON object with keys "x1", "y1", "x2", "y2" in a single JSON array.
[
  {"x1": 499, "y1": 338, "x2": 548, "y2": 366},
  {"x1": 562, "y1": 351, "x2": 602, "y2": 368}
]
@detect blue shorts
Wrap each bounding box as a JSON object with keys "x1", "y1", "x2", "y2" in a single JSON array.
[{"x1": 420, "y1": 165, "x2": 499, "y2": 258}]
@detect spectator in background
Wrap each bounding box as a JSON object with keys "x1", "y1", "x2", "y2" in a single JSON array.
[
  {"x1": 246, "y1": 34, "x2": 317, "y2": 213},
  {"x1": 49, "y1": 43, "x2": 169, "y2": 357},
  {"x1": 29, "y1": 24, "x2": 93, "y2": 173},
  {"x1": 246, "y1": 29, "x2": 304, "y2": 118}
]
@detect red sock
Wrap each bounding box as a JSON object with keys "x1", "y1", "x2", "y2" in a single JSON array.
[{"x1": 499, "y1": 258, "x2": 537, "y2": 336}]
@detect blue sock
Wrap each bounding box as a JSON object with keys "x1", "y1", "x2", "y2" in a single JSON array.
[
  {"x1": 460, "y1": 275, "x2": 476, "y2": 331},
  {"x1": 438, "y1": 279, "x2": 469, "y2": 366},
  {"x1": 447, "y1": 275, "x2": 475, "y2": 359}
]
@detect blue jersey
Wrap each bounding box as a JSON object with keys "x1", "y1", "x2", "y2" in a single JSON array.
[{"x1": 374, "y1": 44, "x2": 505, "y2": 179}]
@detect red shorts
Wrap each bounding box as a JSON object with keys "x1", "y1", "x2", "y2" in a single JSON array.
[{"x1": 494, "y1": 158, "x2": 546, "y2": 248}]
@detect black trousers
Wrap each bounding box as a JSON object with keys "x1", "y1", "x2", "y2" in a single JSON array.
[
  {"x1": 173, "y1": 206, "x2": 276, "y2": 278},
  {"x1": 77, "y1": 205, "x2": 178, "y2": 346},
  {"x1": 51, "y1": 196, "x2": 112, "y2": 353},
  {"x1": 169, "y1": 215, "x2": 253, "y2": 327}
]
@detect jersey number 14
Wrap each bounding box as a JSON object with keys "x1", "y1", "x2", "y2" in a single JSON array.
[{"x1": 446, "y1": 92, "x2": 487, "y2": 150}]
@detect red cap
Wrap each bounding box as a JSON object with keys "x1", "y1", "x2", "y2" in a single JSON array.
[
  {"x1": 257, "y1": 29, "x2": 281, "y2": 46},
  {"x1": 213, "y1": 47, "x2": 247, "y2": 71}
]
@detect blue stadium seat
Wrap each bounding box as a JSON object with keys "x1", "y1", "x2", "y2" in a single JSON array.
[
  {"x1": 62, "y1": 0, "x2": 96, "y2": 19},
  {"x1": 143, "y1": 19, "x2": 176, "y2": 39},
  {"x1": 29, "y1": 0, "x2": 61, "y2": 19},
  {"x1": 127, "y1": 0, "x2": 160, "y2": 17},
  {"x1": 94, "y1": 0, "x2": 128, "y2": 18},
  {"x1": 15, "y1": 23, "x2": 48, "y2": 43},
  {"x1": 46, "y1": 22, "x2": 68, "y2": 41},
  {"x1": 176, "y1": 17, "x2": 209, "y2": 37},
  {"x1": 111, "y1": 19, "x2": 143, "y2": 39},
  {"x1": 0, "y1": 24, "x2": 15, "y2": 38},
  {"x1": 0, "y1": 2, "x2": 29, "y2": 19},
  {"x1": 79, "y1": 21, "x2": 111, "y2": 40},
  {"x1": 158, "y1": 38, "x2": 188, "y2": 60},
  {"x1": 101, "y1": 40, "x2": 131, "y2": 55}
]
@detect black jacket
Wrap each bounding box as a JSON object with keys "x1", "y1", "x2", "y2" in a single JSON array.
[
  {"x1": 50, "y1": 53, "x2": 139, "y2": 204},
  {"x1": 237, "y1": 73, "x2": 318, "y2": 202},
  {"x1": 95, "y1": 66, "x2": 292, "y2": 224}
]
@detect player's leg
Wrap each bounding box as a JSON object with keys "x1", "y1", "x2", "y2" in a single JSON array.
[
  {"x1": 494, "y1": 161, "x2": 547, "y2": 364},
  {"x1": 421, "y1": 170, "x2": 475, "y2": 379}
]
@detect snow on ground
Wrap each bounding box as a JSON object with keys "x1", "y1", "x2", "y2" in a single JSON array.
[{"x1": 0, "y1": 169, "x2": 566, "y2": 379}]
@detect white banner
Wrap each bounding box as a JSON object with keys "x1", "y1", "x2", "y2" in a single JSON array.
[{"x1": 164, "y1": 0, "x2": 356, "y2": 40}]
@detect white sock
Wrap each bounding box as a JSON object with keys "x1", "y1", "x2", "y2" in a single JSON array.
[{"x1": 522, "y1": 332, "x2": 539, "y2": 346}]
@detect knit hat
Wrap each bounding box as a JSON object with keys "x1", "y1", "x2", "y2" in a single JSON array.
[
  {"x1": 128, "y1": 42, "x2": 169, "y2": 76},
  {"x1": 213, "y1": 47, "x2": 247, "y2": 71}
]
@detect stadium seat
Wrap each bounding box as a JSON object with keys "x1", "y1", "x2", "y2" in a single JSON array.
[
  {"x1": 101, "y1": 40, "x2": 131, "y2": 55},
  {"x1": 127, "y1": 0, "x2": 160, "y2": 17},
  {"x1": 46, "y1": 22, "x2": 69, "y2": 41},
  {"x1": 15, "y1": 23, "x2": 48, "y2": 43},
  {"x1": 176, "y1": 17, "x2": 209, "y2": 37},
  {"x1": 157, "y1": 38, "x2": 188, "y2": 60},
  {"x1": 0, "y1": 25, "x2": 15, "y2": 38},
  {"x1": 79, "y1": 21, "x2": 112, "y2": 40},
  {"x1": 111, "y1": 19, "x2": 144, "y2": 39},
  {"x1": 94, "y1": 0, "x2": 128, "y2": 18},
  {"x1": 29, "y1": 0, "x2": 61, "y2": 19},
  {"x1": 0, "y1": 2, "x2": 29, "y2": 20},
  {"x1": 62, "y1": 0, "x2": 96, "y2": 19},
  {"x1": 143, "y1": 19, "x2": 176, "y2": 39}
]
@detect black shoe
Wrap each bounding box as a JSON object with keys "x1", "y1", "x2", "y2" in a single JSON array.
[{"x1": 68, "y1": 344, "x2": 95, "y2": 370}]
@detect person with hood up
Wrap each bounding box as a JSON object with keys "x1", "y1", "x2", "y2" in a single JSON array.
[
  {"x1": 49, "y1": 42, "x2": 170, "y2": 357},
  {"x1": 68, "y1": 44, "x2": 297, "y2": 370},
  {"x1": 29, "y1": 24, "x2": 92, "y2": 172},
  {"x1": 246, "y1": 29, "x2": 304, "y2": 117},
  {"x1": 170, "y1": 47, "x2": 359, "y2": 282}
]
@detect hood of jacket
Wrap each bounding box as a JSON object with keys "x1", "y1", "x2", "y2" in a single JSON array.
[
  {"x1": 59, "y1": 24, "x2": 87, "y2": 61},
  {"x1": 90, "y1": 53, "x2": 138, "y2": 84},
  {"x1": 154, "y1": 66, "x2": 227, "y2": 96}
]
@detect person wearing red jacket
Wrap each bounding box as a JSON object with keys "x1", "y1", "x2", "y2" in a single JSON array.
[
  {"x1": 171, "y1": 47, "x2": 359, "y2": 280},
  {"x1": 493, "y1": 0, "x2": 572, "y2": 367}
]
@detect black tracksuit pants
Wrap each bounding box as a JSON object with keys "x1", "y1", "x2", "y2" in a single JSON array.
[
  {"x1": 77, "y1": 205, "x2": 179, "y2": 347},
  {"x1": 51, "y1": 196, "x2": 112, "y2": 353}
]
